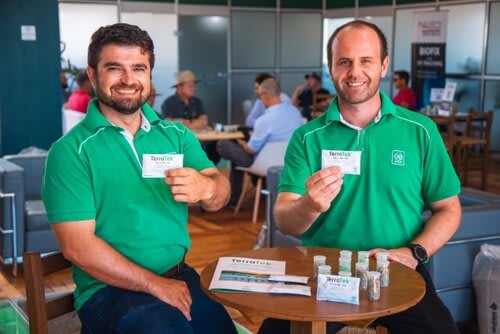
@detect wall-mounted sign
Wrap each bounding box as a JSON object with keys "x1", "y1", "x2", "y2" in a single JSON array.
[{"x1": 21, "y1": 25, "x2": 37, "y2": 41}]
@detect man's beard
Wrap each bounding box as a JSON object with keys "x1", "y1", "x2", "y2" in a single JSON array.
[
  {"x1": 333, "y1": 76, "x2": 380, "y2": 105},
  {"x1": 95, "y1": 80, "x2": 150, "y2": 115}
]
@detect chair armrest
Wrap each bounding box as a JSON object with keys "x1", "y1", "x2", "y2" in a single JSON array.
[
  {"x1": 0, "y1": 158, "x2": 26, "y2": 273},
  {"x1": 4, "y1": 153, "x2": 47, "y2": 200}
]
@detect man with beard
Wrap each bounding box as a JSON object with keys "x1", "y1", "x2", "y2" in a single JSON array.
[
  {"x1": 42, "y1": 23, "x2": 236, "y2": 334},
  {"x1": 261, "y1": 20, "x2": 462, "y2": 334}
]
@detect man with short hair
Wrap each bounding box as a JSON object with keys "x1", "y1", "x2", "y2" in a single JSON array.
[
  {"x1": 245, "y1": 73, "x2": 292, "y2": 127},
  {"x1": 263, "y1": 20, "x2": 461, "y2": 334},
  {"x1": 291, "y1": 72, "x2": 330, "y2": 121},
  {"x1": 217, "y1": 78, "x2": 303, "y2": 205},
  {"x1": 66, "y1": 70, "x2": 93, "y2": 113},
  {"x1": 42, "y1": 23, "x2": 236, "y2": 334},
  {"x1": 393, "y1": 70, "x2": 416, "y2": 110},
  {"x1": 161, "y1": 70, "x2": 207, "y2": 130}
]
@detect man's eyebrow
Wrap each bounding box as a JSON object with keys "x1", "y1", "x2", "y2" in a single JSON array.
[
  {"x1": 103, "y1": 62, "x2": 123, "y2": 68},
  {"x1": 102, "y1": 62, "x2": 148, "y2": 68}
]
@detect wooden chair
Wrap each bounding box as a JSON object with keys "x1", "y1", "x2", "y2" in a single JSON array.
[
  {"x1": 439, "y1": 112, "x2": 458, "y2": 163},
  {"x1": 234, "y1": 141, "x2": 288, "y2": 223},
  {"x1": 23, "y1": 251, "x2": 76, "y2": 334},
  {"x1": 338, "y1": 325, "x2": 388, "y2": 334},
  {"x1": 455, "y1": 110, "x2": 494, "y2": 190}
]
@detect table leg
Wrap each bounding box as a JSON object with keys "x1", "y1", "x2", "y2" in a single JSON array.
[{"x1": 290, "y1": 320, "x2": 326, "y2": 334}]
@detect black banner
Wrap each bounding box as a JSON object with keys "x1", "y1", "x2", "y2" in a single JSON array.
[{"x1": 411, "y1": 43, "x2": 446, "y2": 108}]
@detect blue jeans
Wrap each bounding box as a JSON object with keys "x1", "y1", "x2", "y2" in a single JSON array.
[{"x1": 78, "y1": 265, "x2": 237, "y2": 334}]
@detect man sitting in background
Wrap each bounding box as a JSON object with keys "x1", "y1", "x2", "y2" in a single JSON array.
[
  {"x1": 245, "y1": 73, "x2": 292, "y2": 128},
  {"x1": 392, "y1": 70, "x2": 416, "y2": 110},
  {"x1": 161, "y1": 70, "x2": 207, "y2": 130},
  {"x1": 291, "y1": 72, "x2": 330, "y2": 121},
  {"x1": 217, "y1": 78, "x2": 303, "y2": 206},
  {"x1": 161, "y1": 70, "x2": 220, "y2": 163},
  {"x1": 66, "y1": 71, "x2": 93, "y2": 113}
]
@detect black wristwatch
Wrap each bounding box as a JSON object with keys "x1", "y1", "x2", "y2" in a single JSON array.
[{"x1": 407, "y1": 243, "x2": 428, "y2": 264}]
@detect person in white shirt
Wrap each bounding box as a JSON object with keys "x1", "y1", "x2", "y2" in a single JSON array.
[
  {"x1": 245, "y1": 73, "x2": 292, "y2": 128},
  {"x1": 218, "y1": 78, "x2": 302, "y2": 206}
]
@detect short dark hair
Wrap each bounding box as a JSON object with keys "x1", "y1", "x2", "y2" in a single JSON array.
[
  {"x1": 255, "y1": 73, "x2": 274, "y2": 85},
  {"x1": 75, "y1": 71, "x2": 89, "y2": 86},
  {"x1": 394, "y1": 70, "x2": 410, "y2": 85},
  {"x1": 327, "y1": 20, "x2": 388, "y2": 71},
  {"x1": 88, "y1": 23, "x2": 155, "y2": 70}
]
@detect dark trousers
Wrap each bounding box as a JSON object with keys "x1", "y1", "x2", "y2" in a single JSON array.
[
  {"x1": 216, "y1": 140, "x2": 253, "y2": 204},
  {"x1": 78, "y1": 265, "x2": 236, "y2": 334},
  {"x1": 258, "y1": 264, "x2": 460, "y2": 334},
  {"x1": 201, "y1": 141, "x2": 221, "y2": 165}
]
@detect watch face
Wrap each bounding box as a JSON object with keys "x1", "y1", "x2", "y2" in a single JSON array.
[{"x1": 414, "y1": 245, "x2": 427, "y2": 261}]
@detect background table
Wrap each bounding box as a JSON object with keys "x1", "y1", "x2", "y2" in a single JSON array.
[
  {"x1": 200, "y1": 247, "x2": 426, "y2": 334},
  {"x1": 194, "y1": 130, "x2": 244, "y2": 141}
]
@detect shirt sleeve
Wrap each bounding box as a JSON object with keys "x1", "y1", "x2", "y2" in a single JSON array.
[
  {"x1": 278, "y1": 130, "x2": 310, "y2": 195},
  {"x1": 421, "y1": 123, "x2": 461, "y2": 203},
  {"x1": 161, "y1": 97, "x2": 177, "y2": 119},
  {"x1": 160, "y1": 98, "x2": 169, "y2": 118},
  {"x1": 247, "y1": 117, "x2": 270, "y2": 153},
  {"x1": 245, "y1": 100, "x2": 264, "y2": 127},
  {"x1": 42, "y1": 142, "x2": 96, "y2": 223},
  {"x1": 181, "y1": 127, "x2": 215, "y2": 171}
]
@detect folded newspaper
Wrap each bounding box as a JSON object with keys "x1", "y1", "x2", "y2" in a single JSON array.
[{"x1": 208, "y1": 257, "x2": 311, "y2": 296}]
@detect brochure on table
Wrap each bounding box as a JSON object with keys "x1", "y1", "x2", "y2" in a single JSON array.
[
  {"x1": 209, "y1": 257, "x2": 311, "y2": 296},
  {"x1": 437, "y1": 82, "x2": 457, "y2": 116}
]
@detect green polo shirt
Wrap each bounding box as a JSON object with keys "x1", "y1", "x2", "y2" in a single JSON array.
[
  {"x1": 279, "y1": 92, "x2": 460, "y2": 251},
  {"x1": 42, "y1": 99, "x2": 214, "y2": 311}
]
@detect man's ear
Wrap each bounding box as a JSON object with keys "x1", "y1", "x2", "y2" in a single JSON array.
[
  {"x1": 87, "y1": 67, "x2": 96, "y2": 88},
  {"x1": 381, "y1": 56, "x2": 390, "y2": 78}
]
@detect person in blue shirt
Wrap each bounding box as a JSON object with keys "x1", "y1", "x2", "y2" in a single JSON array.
[
  {"x1": 245, "y1": 73, "x2": 292, "y2": 128},
  {"x1": 217, "y1": 78, "x2": 303, "y2": 205}
]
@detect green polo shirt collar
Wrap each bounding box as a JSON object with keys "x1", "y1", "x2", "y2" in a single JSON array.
[
  {"x1": 325, "y1": 91, "x2": 397, "y2": 124},
  {"x1": 83, "y1": 99, "x2": 161, "y2": 133}
]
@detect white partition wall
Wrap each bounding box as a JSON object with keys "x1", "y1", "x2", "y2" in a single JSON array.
[
  {"x1": 121, "y1": 12, "x2": 178, "y2": 112},
  {"x1": 59, "y1": 3, "x2": 118, "y2": 71}
]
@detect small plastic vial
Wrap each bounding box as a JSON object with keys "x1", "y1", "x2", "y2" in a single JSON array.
[
  {"x1": 318, "y1": 264, "x2": 332, "y2": 275},
  {"x1": 376, "y1": 252, "x2": 389, "y2": 263},
  {"x1": 340, "y1": 250, "x2": 352, "y2": 259},
  {"x1": 368, "y1": 271, "x2": 381, "y2": 301},
  {"x1": 313, "y1": 255, "x2": 326, "y2": 278},
  {"x1": 338, "y1": 271, "x2": 352, "y2": 277},
  {"x1": 377, "y1": 260, "x2": 390, "y2": 287},
  {"x1": 357, "y1": 251, "x2": 370, "y2": 264},
  {"x1": 339, "y1": 257, "x2": 351, "y2": 273},
  {"x1": 355, "y1": 262, "x2": 369, "y2": 290}
]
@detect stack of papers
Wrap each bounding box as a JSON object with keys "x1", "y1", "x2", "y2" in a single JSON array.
[{"x1": 208, "y1": 257, "x2": 311, "y2": 296}]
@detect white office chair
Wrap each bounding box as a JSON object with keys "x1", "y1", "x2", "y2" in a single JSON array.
[
  {"x1": 234, "y1": 141, "x2": 288, "y2": 223},
  {"x1": 62, "y1": 109, "x2": 85, "y2": 134}
]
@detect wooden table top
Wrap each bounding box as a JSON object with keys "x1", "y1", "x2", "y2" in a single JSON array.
[
  {"x1": 200, "y1": 247, "x2": 426, "y2": 329},
  {"x1": 194, "y1": 130, "x2": 244, "y2": 141}
]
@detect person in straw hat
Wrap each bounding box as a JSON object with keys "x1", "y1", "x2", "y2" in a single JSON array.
[{"x1": 161, "y1": 70, "x2": 207, "y2": 130}]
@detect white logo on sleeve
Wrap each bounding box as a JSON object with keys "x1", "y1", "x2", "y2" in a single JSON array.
[{"x1": 391, "y1": 150, "x2": 405, "y2": 166}]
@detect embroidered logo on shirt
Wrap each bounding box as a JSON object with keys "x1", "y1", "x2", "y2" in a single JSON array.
[{"x1": 391, "y1": 150, "x2": 405, "y2": 166}]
